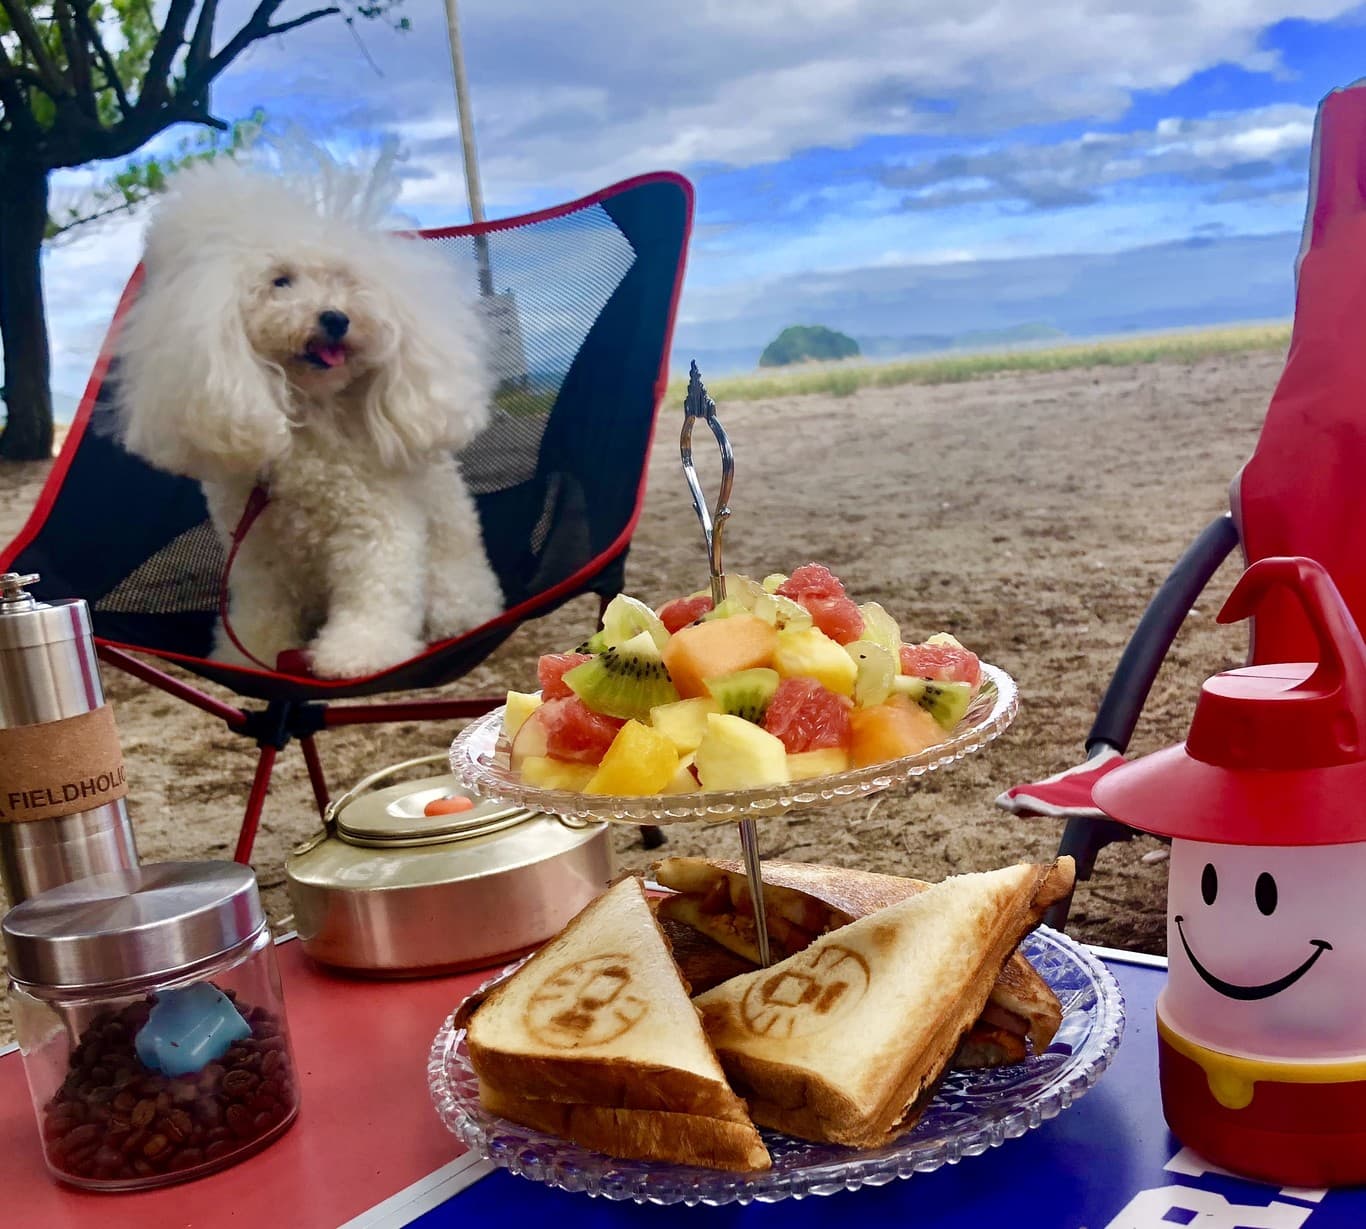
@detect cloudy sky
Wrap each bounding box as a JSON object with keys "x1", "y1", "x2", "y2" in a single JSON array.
[{"x1": 34, "y1": 0, "x2": 1366, "y2": 404}]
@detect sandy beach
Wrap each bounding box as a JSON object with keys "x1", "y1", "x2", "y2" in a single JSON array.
[{"x1": 0, "y1": 348, "x2": 1277, "y2": 1041}]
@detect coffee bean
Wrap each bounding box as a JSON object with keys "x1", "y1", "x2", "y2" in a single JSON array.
[
  {"x1": 204, "y1": 1139, "x2": 235, "y2": 1162},
  {"x1": 130, "y1": 1098, "x2": 156, "y2": 1129},
  {"x1": 41, "y1": 990, "x2": 295, "y2": 1187},
  {"x1": 172, "y1": 1146, "x2": 203, "y2": 1170},
  {"x1": 225, "y1": 1104, "x2": 254, "y2": 1139},
  {"x1": 221, "y1": 1069, "x2": 259, "y2": 1099}
]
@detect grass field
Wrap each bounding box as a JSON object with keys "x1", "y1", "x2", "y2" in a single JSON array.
[{"x1": 668, "y1": 321, "x2": 1293, "y2": 403}]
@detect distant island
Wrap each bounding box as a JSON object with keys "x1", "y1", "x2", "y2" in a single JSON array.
[
  {"x1": 759, "y1": 325, "x2": 860, "y2": 367},
  {"x1": 857, "y1": 321, "x2": 1065, "y2": 358}
]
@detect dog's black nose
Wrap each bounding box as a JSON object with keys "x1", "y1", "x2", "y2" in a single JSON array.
[{"x1": 318, "y1": 310, "x2": 349, "y2": 340}]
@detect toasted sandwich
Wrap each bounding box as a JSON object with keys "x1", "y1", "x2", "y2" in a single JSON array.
[
  {"x1": 693, "y1": 859, "x2": 1074, "y2": 1148},
  {"x1": 653, "y1": 857, "x2": 1063, "y2": 1064},
  {"x1": 463, "y1": 875, "x2": 771, "y2": 1172}
]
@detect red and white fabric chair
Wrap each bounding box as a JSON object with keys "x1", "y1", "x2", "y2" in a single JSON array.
[{"x1": 998, "y1": 79, "x2": 1366, "y2": 928}]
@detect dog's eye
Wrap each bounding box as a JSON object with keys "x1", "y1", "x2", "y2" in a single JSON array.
[{"x1": 271, "y1": 273, "x2": 293, "y2": 289}]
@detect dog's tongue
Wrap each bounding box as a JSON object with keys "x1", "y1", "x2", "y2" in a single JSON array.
[{"x1": 309, "y1": 342, "x2": 347, "y2": 368}]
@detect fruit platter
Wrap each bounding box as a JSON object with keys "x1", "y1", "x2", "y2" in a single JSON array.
[{"x1": 449, "y1": 563, "x2": 1018, "y2": 824}]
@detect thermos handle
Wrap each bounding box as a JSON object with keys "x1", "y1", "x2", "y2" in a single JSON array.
[{"x1": 1218, "y1": 556, "x2": 1366, "y2": 712}]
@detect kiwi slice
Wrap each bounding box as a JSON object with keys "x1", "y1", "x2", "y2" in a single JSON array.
[
  {"x1": 846, "y1": 641, "x2": 896, "y2": 707},
  {"x1": 892, "y1": 675, "x2": 972, "y2": 729},
  {"x1": 576, "y1": 630, "x2": 609, "y2": 654},
  {"x1": 705, "y1": 667, "x2": 781, "y2": 723},
  {"x1": 563, "y1": 631, "x2": 680, "y2": 720},
  {"x1": 601, "y1": 594, "x2": 669, "y2": 650}
]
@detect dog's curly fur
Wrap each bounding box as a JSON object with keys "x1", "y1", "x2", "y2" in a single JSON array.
[{"x1": 114, "y1": 158, "x2": 504, "y2": 679}]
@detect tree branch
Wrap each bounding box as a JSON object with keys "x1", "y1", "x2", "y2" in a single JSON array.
[
  {"x1": 53, "y1": 0, "x2": 96, "y2": 120},
  {"x1": 69, "y1": 0, "x2": 132, "y2": 117},
  {"x1": 0, "y1": 35, "x2": 43, "y2": 141},
  {"x1": 134, "y1": 0, "x2": 197, "y2": 116},
  {"x1": 186, "y1": 0, "x2": 219, "y2": 76},
  {"x1": 0, "y1": 0, "x2": 72, "y2": 99},
  {"x1": 265, "y1": 7, "x2": 339, "y2": 37}
]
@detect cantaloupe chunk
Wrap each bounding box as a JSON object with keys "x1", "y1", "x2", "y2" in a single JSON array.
[
  {"x1": 660, "y1": 614, "x2": 778, "y2": 699},
  {"x1": 848, "y1": 697, "x2": 943, "y2": 767}
]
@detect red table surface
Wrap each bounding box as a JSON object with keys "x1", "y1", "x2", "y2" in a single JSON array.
[{"x1": 0, "y1": 940, "x2": 483, "y2": 1228}]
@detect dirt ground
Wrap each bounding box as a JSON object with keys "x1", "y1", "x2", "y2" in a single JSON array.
[{"x1": 0, "y1": 349, "x2": 1277, "y2": 1042}]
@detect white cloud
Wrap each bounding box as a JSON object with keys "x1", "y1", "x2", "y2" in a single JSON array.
[
  {"x1": 881, "y1": 104, "x2": 1318, "y2": 211},
  {"x1": 213, "y1": 0, "x2": 1362, "y2": 208},
  {"x1": 20, "y1": 0, "x2": 1359, "y2": 406}
]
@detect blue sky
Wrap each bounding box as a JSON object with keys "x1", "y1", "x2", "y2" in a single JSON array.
[{"x1": 34, "y1": 1, "x2": 1366, "y2": 401}]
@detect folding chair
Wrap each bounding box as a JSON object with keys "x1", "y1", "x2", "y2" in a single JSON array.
[
  {"x1": 997, "y1": 80, "x2": 1366, "y2": 929},
  {"x1": 1, "y1": 172, "x2": 693, "y2": 864}
]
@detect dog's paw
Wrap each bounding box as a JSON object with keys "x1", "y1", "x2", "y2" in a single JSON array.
[
  {"x1": 308, "y1": 622, "x2": 423, "y2": 679},
  {"x1": 426, "y1": 564, "x2": 504, "y2": 641}
]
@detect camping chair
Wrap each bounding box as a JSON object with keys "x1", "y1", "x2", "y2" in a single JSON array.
[
  {"x1": 997, "y1": 79, "x2": 1366, "y2": 929},
  {"x1": 1, "y1": 172, "x2": 693, "y2": 864}
]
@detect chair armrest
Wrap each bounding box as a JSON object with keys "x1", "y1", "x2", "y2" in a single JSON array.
[{"x1": 1086, "y1": 514, "x2": 1239, "y2": 755}]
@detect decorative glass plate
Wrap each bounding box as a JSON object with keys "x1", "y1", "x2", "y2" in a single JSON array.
[
  {"x1": 449, "y1": 662, "x2": 1018, "y2": 824},
  {"x1": 428, "y1": 925, "x2": 1123, "y2": 1206}
]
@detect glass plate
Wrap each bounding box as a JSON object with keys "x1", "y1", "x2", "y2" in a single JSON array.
[
  {"x1": 427, "y1": 926, "x2": 1124, "y2": 1206},
  {"x1": 449, "y1": 662, "x2": 1018, "y2": 824}
]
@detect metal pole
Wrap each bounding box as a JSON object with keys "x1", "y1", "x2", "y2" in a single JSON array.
[{"x1": 443, "y1": 0, "x2": 493, "y2": 294}]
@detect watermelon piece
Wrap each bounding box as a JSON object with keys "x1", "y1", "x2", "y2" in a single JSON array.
[
  {"x1": 777, "y1": 563, "x2": 847, "y2": 601},
  {"x1": 538, "y1": 696, "x2": 625, "y2": 763},
  {"x1": 538, "y1": 652, "x2": 594, "y2": 700},
  {"x1": 800, "y1": 594, "x2": 865, "y2": 645},
  {"x1": 763, "y1": 678, "x2": 852, "y2": 753},
  {"x1": 657, "y1": 594, "x2": 714, "y2": 633},
  {"x1": 899, "y1": 642, "x2": 982, "y2": 690}
]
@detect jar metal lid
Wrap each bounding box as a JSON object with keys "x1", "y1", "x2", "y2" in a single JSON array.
[{"x1": 2, "y1": 861, "x2": 266, "y2": 990}]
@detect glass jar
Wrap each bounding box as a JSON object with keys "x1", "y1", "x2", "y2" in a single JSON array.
[{"x1": 3, "y1": 861, "x2": 299, "y2": 1191}]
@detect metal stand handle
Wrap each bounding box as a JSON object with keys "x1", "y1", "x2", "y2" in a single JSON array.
[{"x1": 680, "y1": 363, "x2": 772, "y2": 967}]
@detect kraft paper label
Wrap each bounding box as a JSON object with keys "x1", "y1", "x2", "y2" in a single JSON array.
[{"x1": 0, "y1": 705, "x2": 127, "y2": 824}]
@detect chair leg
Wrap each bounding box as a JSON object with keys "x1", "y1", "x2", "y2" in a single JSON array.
[
  {"x1": 234, "y1": 745, "x2": 279, "y2": 865},
  {"x1": 1044, "y1": 815, "x2": 1137, "y2": 932},
  {"x1": 299, "y1": 734, "x2": 330, "y2": 818}
]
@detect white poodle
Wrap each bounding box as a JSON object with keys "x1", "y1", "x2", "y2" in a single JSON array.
[{"x1": 114, "y1": 155, "x2": 504, "y2": 679}]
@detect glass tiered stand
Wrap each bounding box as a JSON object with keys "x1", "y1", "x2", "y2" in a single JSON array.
[{"x1": 436, "y1": 366, "x2": 1125, "y2": 1204}]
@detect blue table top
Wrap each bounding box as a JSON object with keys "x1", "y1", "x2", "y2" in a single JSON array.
[{"x1": 409, "y1": 952, "x2": 1364, "y2": 1229}]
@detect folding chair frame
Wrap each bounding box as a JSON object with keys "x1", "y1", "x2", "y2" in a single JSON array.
[
  {"x1": 1047, "y1": 513, "x2": 1240, "y2": 929},
  {"x1": 6, "y1": 173, "x2": 693, "y2": 863}
]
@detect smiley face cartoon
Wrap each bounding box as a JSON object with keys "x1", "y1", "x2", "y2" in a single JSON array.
[{"x1": 1162, "y1": 839, "x2": 1366, "y2": 1060}]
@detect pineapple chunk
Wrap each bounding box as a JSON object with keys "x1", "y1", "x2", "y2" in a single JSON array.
[
  {"x1": 519, "y1": 755, "x2": 596, "y2": 791},
  {"x1": 772, "y1": 627, "x2": 857, "y2": 697},
  {"x1": 694, "y1": 714, "x2": 790, "y2": 790},
  {"x1": 585, "y1": 720, "x2": 680, "y2": 795},
  {"x1": 648, "y1": 697, "x2": 720, "y2": 754},
  {"x1": 503, "y1": 691, "x2": 543, "y2": 742},
  {"x1": 786, "y1": 748, "x2": 851, "y2": 779}
]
